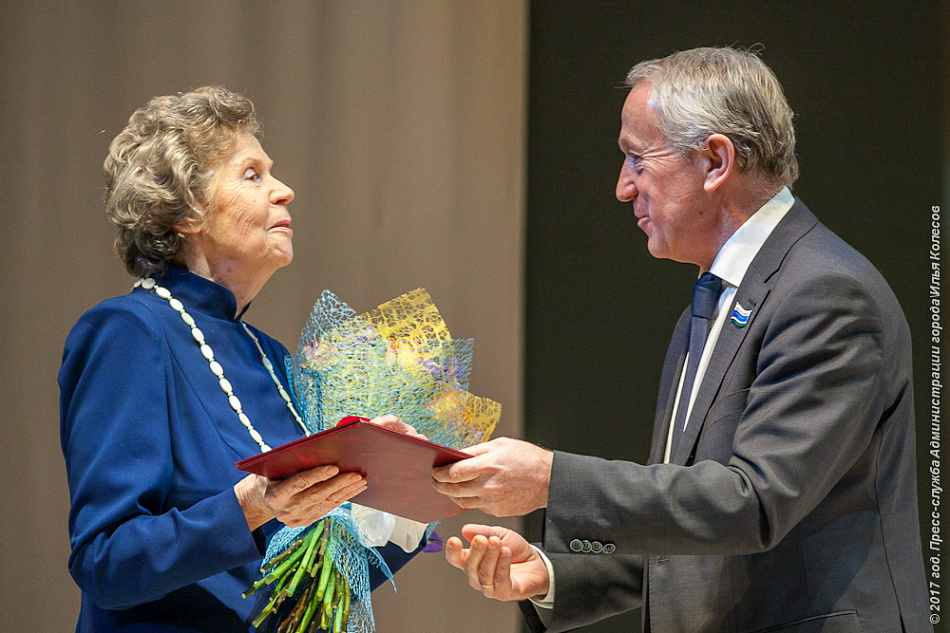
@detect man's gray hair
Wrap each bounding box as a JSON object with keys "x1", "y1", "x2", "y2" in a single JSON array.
[{"x1": 626, "y1": 47, "x2": 799, "y2": 188}]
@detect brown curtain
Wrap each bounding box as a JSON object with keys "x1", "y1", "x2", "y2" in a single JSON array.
[{"x1": 0, "y1": 2, "x2": 526, "y2": 631}]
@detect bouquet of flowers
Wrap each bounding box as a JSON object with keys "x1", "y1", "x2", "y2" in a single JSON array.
[{"x1": 246, "y1": 289, "x2": 500, "y2": 633}]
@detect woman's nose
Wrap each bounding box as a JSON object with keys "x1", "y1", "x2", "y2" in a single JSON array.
[{"x1": 272, "y1": 177, "x2": 294, "y2": 206}]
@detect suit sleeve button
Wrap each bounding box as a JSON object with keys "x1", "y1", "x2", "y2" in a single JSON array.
[
  {"x1": 591, "y1": 541, "x2": 603, "y2": 553},
  {"x1": 569, "y1": 539, "x2": 583, "y2": 552},
  {"x1": 603, "y1": 543, "x2": 616, "y2": 554},
  {"x1": 581, "y1": 540, "x2": 592, "y2": 553}
]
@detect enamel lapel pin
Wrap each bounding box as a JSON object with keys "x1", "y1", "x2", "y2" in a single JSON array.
[{"x1": 730, "y1": 303, "x2": 752, "y2": 328}]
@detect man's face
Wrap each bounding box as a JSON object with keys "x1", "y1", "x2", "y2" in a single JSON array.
[{"x1": 615, "y1": 83, "x2": 712, "y2": 267}]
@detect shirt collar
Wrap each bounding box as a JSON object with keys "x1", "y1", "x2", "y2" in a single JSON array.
[{"x1": 709, "y1": 187, "x2": 795, "y2": 288}]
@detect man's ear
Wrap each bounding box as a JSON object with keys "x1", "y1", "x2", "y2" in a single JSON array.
[{"x1": 701, "y1": 133, "x2": 734, "y2": 193}]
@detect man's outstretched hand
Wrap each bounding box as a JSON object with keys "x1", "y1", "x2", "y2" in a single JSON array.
[{"x1": 445, "y1": 524, "x2": 550, "y2": 602}]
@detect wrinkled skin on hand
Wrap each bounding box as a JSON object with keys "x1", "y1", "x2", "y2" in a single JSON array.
[
  {"x1": 432, "y1": 437, "x2": 553, "y2": 517},
  {"x1": 236, "y1": 415, "x2": 421, "y2": 530}
]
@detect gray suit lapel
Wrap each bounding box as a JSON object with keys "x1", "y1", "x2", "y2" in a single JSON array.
[
  {"x1": 650, "y1": 308, "x2": 690, "y2": 465},
  {"x1": 670, "y1": 282, "x2": 767, "y2": 464},
  {"x1": 669, "y1": 199, "x2": 820, "y2": 465}
]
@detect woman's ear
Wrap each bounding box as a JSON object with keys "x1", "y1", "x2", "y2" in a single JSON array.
[
  {"x1": 174, "y1": 217, "x2": 201, "y2": 238},
  {"x1": 701, "y1": 133, "x2": 734, "y2": 193}
]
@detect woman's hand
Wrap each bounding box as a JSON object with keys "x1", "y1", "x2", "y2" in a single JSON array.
[
  {"x1": 234, "y1": 416, "x2": 417, "y2": 532},
  {"x1": 234, "y1": 465, "x2": 367, "y2": 531},
  {"x1": 369, "y1": 414, "x2": 427, "y2": 440}
]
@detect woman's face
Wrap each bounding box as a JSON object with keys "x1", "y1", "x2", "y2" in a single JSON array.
[{"x1": 188, "y1": 133, "x2": 296, "y2": 285}]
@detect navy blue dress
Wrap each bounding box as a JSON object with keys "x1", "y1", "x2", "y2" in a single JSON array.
[{"x1": 59, "y1": 267, "x2": 420, "y2": 632}]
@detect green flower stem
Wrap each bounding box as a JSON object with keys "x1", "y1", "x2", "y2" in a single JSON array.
[
  {"x1": 255, "y1": 573, "x2": 295, "y2": 628},
  {"x1": 308, "y1": 560, "x2": 322, "y2": 579},
  {"x1": 295, "y1": 581, "x2": 320, "y2": 633},
  {"x1": 245, "y1": 517, "x2": 361, "y2": 633},
  {"x1": 286, "y1": 526, "x2": 320, "y2": 598},
  {"x1": 333, "y1": 601, "x2": 344, "y2": 633},
  {"x1": 287, "y1": 577, "x2": 313, "y2": 633},
  {"x1": 321, "y1": 569, "x2": 337, "y2": 619},
  {"x1": 315, "y1": 534, "x2": 333, "y2": 601},
  {"x1": 262, "y1": 530, "x2": 308, "y2": 573},
  {"x1": 341, "y1": 576, "x2": 351, "y2": 624},
  {"x1": 312, "y1": 533, "x2": 328, "y2": 579},
  {"x1": 263, "y1": 535, "x2": 311, "y2": 585},
  {"x1": 306, "y1": 518, "x2": 326, "y2": 552},
  {"x1": 279, "y1": 580, "x2": 309, "y2": 633},
  {"x1": 252, "y1": 576, "x2": 286, "y2": 631},
  {"x1": 245, "y1": 535, "x2": 305, "y2": 599},
  {"x1": 329, "y1": 577, "x2": 345, "y2": 633}
]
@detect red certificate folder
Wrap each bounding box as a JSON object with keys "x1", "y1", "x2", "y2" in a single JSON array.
[{"x1": 236, "y1": 416, "x2": 470, "y2": 523}]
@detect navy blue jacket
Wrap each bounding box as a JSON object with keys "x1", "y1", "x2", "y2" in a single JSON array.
[{"x1": 60, "y1": 267, "x2": 419, "y2": 632}]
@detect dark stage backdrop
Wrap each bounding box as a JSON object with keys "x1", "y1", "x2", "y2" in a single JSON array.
[{"x1": 524, "y1": 3, "x2": 947, "y2": 633}]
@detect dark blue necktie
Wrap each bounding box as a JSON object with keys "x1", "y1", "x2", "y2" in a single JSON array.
[{"x1": 670, "y1": 272, "x2": 723, "y2": 458}]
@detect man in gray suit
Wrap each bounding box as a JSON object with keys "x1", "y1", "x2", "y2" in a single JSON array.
[{"x1": 432, "y1": 47, "x2": 930, "y2": 632}]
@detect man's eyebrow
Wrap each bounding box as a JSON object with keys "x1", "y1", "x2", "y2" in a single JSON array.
[{"x1": 618, "y1": 138, "x2": 639, "y2": 154}]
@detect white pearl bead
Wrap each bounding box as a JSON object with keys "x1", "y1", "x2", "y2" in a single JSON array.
[{"x1": 135, "y1": 278, "x2": 309, "y2": 455}]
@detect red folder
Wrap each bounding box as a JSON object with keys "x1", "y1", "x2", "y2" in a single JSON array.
[{"x1": 236, "y1": 416, "x2": 471, "y2": 523}]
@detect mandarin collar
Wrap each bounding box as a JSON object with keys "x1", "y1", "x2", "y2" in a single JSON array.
[{"x1": 150, "y1": 266, "x2": 249, "y2": 322}]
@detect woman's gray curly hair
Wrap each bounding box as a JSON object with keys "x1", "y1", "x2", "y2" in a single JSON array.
[{"x1": 104, "y1": 86, "x2": 262, "y2": 276}]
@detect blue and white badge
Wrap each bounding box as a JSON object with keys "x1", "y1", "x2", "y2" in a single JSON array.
[{"x1": 730, "y1": 303, "x2": 752, "y2": 328}]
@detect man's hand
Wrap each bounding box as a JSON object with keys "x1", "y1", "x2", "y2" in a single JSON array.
[
  {"x1": 432, "y1": 437, "x2": 553, "y2": 516},
  {"x1": 445, "y1": 524, "x2": 550, "y2": 602}
]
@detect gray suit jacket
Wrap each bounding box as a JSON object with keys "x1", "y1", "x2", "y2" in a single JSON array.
[{"x1": 526, "y1": 201, "x2": 930, "y2": 632}]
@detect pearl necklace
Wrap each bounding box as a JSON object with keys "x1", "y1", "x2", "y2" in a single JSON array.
[{"x1": 134, "y1": 277, "x2": 309, "y2": 452}]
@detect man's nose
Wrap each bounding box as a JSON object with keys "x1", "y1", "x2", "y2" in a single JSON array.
[{"x1": 616, "y1": 164, "x2": 637, "y2": 202}]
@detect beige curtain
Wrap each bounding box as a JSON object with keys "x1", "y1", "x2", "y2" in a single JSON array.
[{"x1": 0, "y1": 2, "x2": 526, "y2": 631}]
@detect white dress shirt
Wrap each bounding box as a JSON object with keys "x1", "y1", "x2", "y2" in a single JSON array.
[
  {"x1": 532, "y1": 187, "x2": 795, "y2": 609},
  {"x1": 662, "y1": 187, "x2": 794, "y2": 462}
]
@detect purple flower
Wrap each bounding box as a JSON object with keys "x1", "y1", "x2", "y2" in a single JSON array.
[{"x1": 423, "y1": 531, "x2": 444, "y2": 553}]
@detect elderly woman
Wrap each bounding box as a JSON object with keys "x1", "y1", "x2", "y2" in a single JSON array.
[{"x1": 59, "y1": 86, "x2": 424, "y2": 632}]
